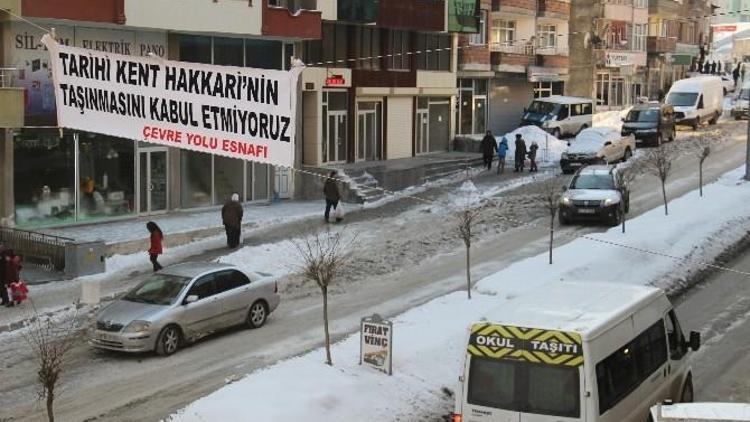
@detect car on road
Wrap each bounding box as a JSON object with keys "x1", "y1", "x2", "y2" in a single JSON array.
[
  {"x1": 665, "y1": 76, "x2": 723, "y2": 130},
  {"x1": 520, "y1": 95, "x2": 594, "y2": 138},
  {"x1": 560, "y1": 127, "x2": 636, "y2": 174},
  {"x1": 90, "y1": 262, "x2": 280, "y2": 356},
  {"x1": 651, "y1": 402, "x2": 750, "y2": 421},
  {"x1": 559, "y1": 165, "x2": 630, "y2": 226},
  {"x1": 621, "y1": 103, "x2": 676, "y2": 146},
  {"x1": 453, "y1": 281, "x2": 701, "y2": 422}
]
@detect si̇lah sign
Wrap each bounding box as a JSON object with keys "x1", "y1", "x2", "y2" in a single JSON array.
[
  {"x1": 360, "y1": 314, "x2": 393, "y2": 375},
  {"x1": 42, "y1": 34, "x2": 301, "y2": 168}
]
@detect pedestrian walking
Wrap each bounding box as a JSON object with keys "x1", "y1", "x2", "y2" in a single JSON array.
[
  {"x1": 0, "y1": 247, "x2": 9, "y2": 307},
  {"x1": 734, "y1": 63, "x2": 741, "y2": 87},
  {"x1": 528, "y1": 141, "x2": 539, "y2": 173},
  {"x1": 323, "y1": 171, "x2": 341, "y2": 223},
  {"x1": 480, "y1": 130, "x2": 496, "y2": 171},
  {"x1": 514, "y1": 134, "x2": 527, "y2": 173},
  {"x1": 146, "y1": 221, "x2": 164, "y2": 272},
  {"x1": 711, "y1": 61, "x2": 717, "y2": 75},
  {"x1": 496, "y1": 136, "x2": 509, "y2": 175},
  {"x1": 3, "y1": 250, "x2": 21, "y2": 307},
  {"x1": 221, "y1": 193, "x2": 244, "y2": 249}
]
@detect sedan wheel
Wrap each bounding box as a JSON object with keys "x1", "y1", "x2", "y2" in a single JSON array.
[
  {"x1": 156, "y1": 325, "x2": 180, "y2": 356},
  {"x1": 247, "y1": 301, "x2": 268, "y2": 329}
]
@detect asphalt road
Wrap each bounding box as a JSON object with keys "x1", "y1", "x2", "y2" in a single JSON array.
[{"x1": 0, "y1": 119, "x2": 748, "y2": 422}]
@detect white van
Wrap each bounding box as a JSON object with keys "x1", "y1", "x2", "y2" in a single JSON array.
[
  {"x1": 521, "y1": 96, "x2": 594, "y2": 138},
  {"x1": 665, "y1": 76, "x2": 723, "y2": 129},
  {"x1": 453, "y1": 281, "x2": 701, "y2": 422}
]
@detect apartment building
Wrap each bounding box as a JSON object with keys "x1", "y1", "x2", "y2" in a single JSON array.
[
  {"x1": 298, "y1": 0, "x2": 477, "y2": 169},
  {"x1": 457, "y1": 0, "x2": 570, "y2": 135},
  {"x1": 0, "y1": 0, "x2": 318, "y2": 228},
  {"x1": 647, "y1": 0, "x2": 713, "y2": 99},
  {"x1": 569, "y1": 0, "x2": 649, "y2": 110},
  {"x1": 713, "y1": 0, "x2": 750, "y2": 23}
]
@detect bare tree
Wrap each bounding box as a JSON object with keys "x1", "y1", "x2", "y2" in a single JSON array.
[
  {"x1": 456, "y1": 205, "x2": 482, "y2": 299},
  {"x1": 614, "y1": 163, "x2": 640, "y2": 233},
  {"x1": 292, "y1": 229, "x2": 354, "y2": 366},
  {"x1": 643, "y1": 144, "x2": 674, "y2": 216},
  {"x1": 540, "y1": 177, "x2": 563, "y2": 264},
  {"x1": 696, "y1": 135, "x2": 711, "y2": 197},
  {"x1": 23, "y1": 304, "x2": 81, "y2": 422}
]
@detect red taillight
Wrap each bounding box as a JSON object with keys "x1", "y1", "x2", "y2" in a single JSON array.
[
  {"x1": 274, "y1": 282, "x2": 278, "y2": 294},
  {"x1": 452, "y1": 414, "x2": 462, "y2": 422}
]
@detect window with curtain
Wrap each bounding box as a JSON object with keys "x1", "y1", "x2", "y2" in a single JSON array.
[{"x1": 492, "y1": 20, "x2": 516, "y2": 45}]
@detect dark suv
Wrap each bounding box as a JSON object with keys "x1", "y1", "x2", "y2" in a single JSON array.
[
  {"x1": 621, "y1": 104, "x2": 675, "y2": 147},
  {"x1": 559, "y1": 165, "x2": 630, "y2": 226}
]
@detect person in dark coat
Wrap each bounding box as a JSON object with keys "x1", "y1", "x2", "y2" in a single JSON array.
[
  {"x1": 703, "y1": 61, "x2": 710, "y2": 74},
  {"x1": 527, "y1": 141, "x2": 539, "y2": 173},
  {"x1": 146, "y1": 222, "x2": 164, "y2": 272},
  {"x1": 514, "y1": 134, "x2": 527, "y2": 173},
  {"x1": 718, "y1": 61, "x2": 723, "y2": 74},
  {"x1": 733, "y1": 63, "x2": 741, "y2": 87},
  {"x1": 480, "y1": 131, "x2": 496, "y2": 171},
  {"x1": 221, "y1": 193, "x2": 244, "y2": 249},
  {"x1": 711, "y1": 61, "x2": 717, "y2": 75},
  {"x1": 323, "y1": 171, "x2": 341, "y2": 223},
  {"x1": 0, "y1": 247, "x2": 8, "y2": 307}
]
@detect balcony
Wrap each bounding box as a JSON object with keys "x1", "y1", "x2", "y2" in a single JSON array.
[
  {"x1": 537, "y1": 0, "x2": 569, "y2": 20},
  {"x1": 0, "y1": 69, "x2": 24, "y2": 128},
  {"x1": 21, "y1": 0, "x2": 125, "y2": 24},
  {"x1": 490, "y1": 43, "x2": 535, "y2": 73},
  {"x1": 647, "y1": 36, "x2": 677, "y2": 54},
  {"x1": 649, "y1": 0, "x2": 682, "y2": 18},
  {"x1": 378, "y1": 0, "x2": 444, "y2": 32},
  {"x1": 263, "y1": 0, "x2": 322, "y2": 39},
  {"x1": 491, "y1": 0, "x2": 537, "y2": 17},
  {"x1": 536, "y1": 45, "x2": 569, "y2": 56}
]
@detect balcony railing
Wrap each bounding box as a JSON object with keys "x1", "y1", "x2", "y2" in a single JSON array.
[
  {"x1": 536, "y1": 45, "x2": 569, "y2": 56},
  {"x1": 490, "y1": 41, "x2": 536, "y2": 55}
]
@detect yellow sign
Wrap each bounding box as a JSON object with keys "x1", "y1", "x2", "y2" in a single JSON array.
[{"x1": 468, "y1": 323, "x2": 584, "y2": 367}]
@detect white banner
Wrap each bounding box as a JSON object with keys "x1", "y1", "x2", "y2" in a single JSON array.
[{"x1": 42, "y1": 34, "x2": 300, "y2": 168}]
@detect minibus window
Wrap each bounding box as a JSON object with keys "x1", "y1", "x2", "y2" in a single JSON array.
[
  {"x1": 666, "y1": 310, "x2": 687, "y2": 359},
  {"x1": 558, "y1": 105, "x2": 569, "y2": 120},
  {"x1": 467, "y1": 357, "x2": 580, "y2": 418}
]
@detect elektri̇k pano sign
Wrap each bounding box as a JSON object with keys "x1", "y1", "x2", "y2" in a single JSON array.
[{"x1": 42, "y1": 34, "x2": 301, "y2": 168}]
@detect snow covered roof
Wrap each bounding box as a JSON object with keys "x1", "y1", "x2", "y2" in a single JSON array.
[
  {"x1": 653, "y1": 402, "x2": 750, "y2": 421},
  {"x1": 479, "y1": 281, "x2": 663, "y2": 340},
  {"x1": 532, "y1": 95, "x2": 594, "y2": 105}
]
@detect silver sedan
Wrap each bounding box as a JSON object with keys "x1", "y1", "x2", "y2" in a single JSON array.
[{"x1": 89, "y1": 262, "x2": 280, "y2": 356}]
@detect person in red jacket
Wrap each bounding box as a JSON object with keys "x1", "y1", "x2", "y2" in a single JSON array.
[
  {"x1": 9, "y1": 280, "x2": 28, "y2": 305},
  {"x1": 146, "y1": 221, "x2": 164, "y2": 272}
]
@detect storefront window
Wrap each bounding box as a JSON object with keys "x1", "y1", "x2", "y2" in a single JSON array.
[
  {"x1": 14, "y1": 130, "x2": 76, "y2": 227},
  {"x1": 458, "y1": 79, "x2": 488, "y2": 135},
  {"x1": 214, "y1": 37, "x2": 244, "y2": 66},
  {"x1": 460, "y1": 88, "x2": 473, "y2": 134},
  {"x1": 214, "y1": 156, "x2": 244, "y2": 204},
  {"x1": 254, "y1": 163, "x2": 270, "y2": 200},
  {"x1": 181, "y1": 150, "x2": 213, "y2": 208},
  {"x1": 78, "y1": 134, "x2": 135, "y2": 221},
  {"x1": 246, "y1": 39, "x2": 282, "y2": 69},
  {"x1": 179, "y1": 35, "x2": 212, "y2": 64}
]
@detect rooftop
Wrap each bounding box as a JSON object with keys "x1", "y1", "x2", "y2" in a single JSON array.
[{"x1": 479, "y1": 281, "x2": 663, "y2": 340}]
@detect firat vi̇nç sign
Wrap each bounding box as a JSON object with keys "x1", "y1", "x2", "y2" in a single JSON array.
[{"x1": 360, "y1": 314, "x2": 393, "y2": 375}]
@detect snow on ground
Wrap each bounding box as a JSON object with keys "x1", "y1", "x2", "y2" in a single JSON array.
[
  {"x1": 496, "y1": 125, "x2": 567, "y2": 166},
  {"x1": 170, "y1": 168, "x2": 750, "y2": 422},
  {"x1": 593, "y1": 108, "x2": 630, "y2": 132}
]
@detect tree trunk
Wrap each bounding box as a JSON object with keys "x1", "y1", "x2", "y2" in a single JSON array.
[
  {"x1": 622, "y1": 215, "x2": 626, "y2": 234},
  {"x1": 661, "y1": 180, "x2": 669, "y2": 216},
  {"x1": 466, "y1": 244, "x2": 472, "y2": 299},
  {"x1": 549, "y1": 215, "x2": 554, "y2": 265},
  {"x1": 699, "y1": 162, "x2": 704, "y2": 197},
  {"x1": 46, "y1": 389, "x2": 54, "y2": 422},
  {"x1": 322, "y1": 286, "x2": 332, "y2": 366}
]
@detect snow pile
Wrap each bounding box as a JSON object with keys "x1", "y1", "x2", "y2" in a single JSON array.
[
  {"x1": 217, "y1": 239, "x2": 300, "y2": 278},
  {"x1": 593, "y1": 108, "x2": 630, "y2": 132},
  {"x1": 496, "y1": 125, "x2": 567, "y2": 166},
  {"x1": 171, "y1": 168, "x2": 750, "y2": 422}
]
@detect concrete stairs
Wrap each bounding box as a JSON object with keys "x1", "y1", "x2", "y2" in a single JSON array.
[{"x1": 343, "y1": 170, "x2": 386, "y2": 204}]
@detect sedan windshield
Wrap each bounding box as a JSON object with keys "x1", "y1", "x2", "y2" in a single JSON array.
[
  {"x1": 570, "y1": 173, "x2": 615, "y2": 190},
  {"x1": 626, "y1": 109, "x2": 660, "y2": 122},
  {"x1": 666, "y1": 92, "x2": 698, "y2": 107},
  {"x1": 467, "y1": 357, "x2": 580, "y2": 418},
  {"x1": 527, "y1": 101, "x2": 558, "y2": 115},
  {"x1": 123, "y1": 274, "x2": 191, "y2": 305}
]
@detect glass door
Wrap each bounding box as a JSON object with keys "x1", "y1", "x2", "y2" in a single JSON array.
[
  {"x1": 139, "y1": 148, "x2": 168, "y2": 214},
  {"x1": 327, "y1": 111, "x2": 347, "y2": 163},
  {"x1": 356, "y1": 101, "x2": 382, "y2": 161}
]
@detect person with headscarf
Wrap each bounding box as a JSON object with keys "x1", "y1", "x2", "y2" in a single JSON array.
[
  {"x1": 221, "y1": 193, "x2": 244, "y2": 249},
  {"x1": 146, "y1": 222, "x2": 164, "y2": 272}
]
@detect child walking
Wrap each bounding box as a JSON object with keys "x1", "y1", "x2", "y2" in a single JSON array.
[{"x1": 147, "y1": 221, "x2": 164, "y2": 272}]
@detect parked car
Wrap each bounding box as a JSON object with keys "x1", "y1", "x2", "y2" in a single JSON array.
[
  {"x1": 651, "y1": 402, "x2": 750, "y2": 421},
  {"x1": 560, "y1": 127, "x2": 635, "y2": 174},
  {"x1": 721, "y1": 74, "x2": 736, "y2": 95},
  {"x1": 90, "y1": 262, "x2": 280, "y2": 356},
  {"x1": 732, "y1": 81, "x2": 750, "y2": 120},
  {"x1": 521, "y1": 95, "x2": 594, "y2": 138},
  {"x1": 559, "y1": 165, "x2": 630, "y2": 226},
  {"x1": 665, "y1": 76, "x2": 723, "y2": 130},
  {"x1": 621, "y1": 103, "x2": 676, "y2": 146}
]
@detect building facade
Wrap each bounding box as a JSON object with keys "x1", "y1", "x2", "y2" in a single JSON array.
[
  {"x1": 569, "y1": 0, "x2": 648, "y2": 110},
  {"x1": 647, "y1": 0, "x2": 713, "y2": 100},
  {"x1": 298, "y1": 0, "x2": 477, "y2": 169},
  {"x1": 0, "y1": 0, "x2": 320, "y2": 228},
  {"x1": 457, "y1": 0, "x2": 570, "y2": 136}
]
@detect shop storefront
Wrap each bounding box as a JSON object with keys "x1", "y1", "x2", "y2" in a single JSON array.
[
  {"x1": 456, "y1": 78, "x2": 489, "y2": 136},
  {"x1": 596, "y1": 52, "x2": 647, "y2": 110}
]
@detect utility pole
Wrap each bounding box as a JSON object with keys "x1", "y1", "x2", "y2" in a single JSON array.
[{"x1": 746, "y1": 110, "x2": 750, "y2": 180}]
